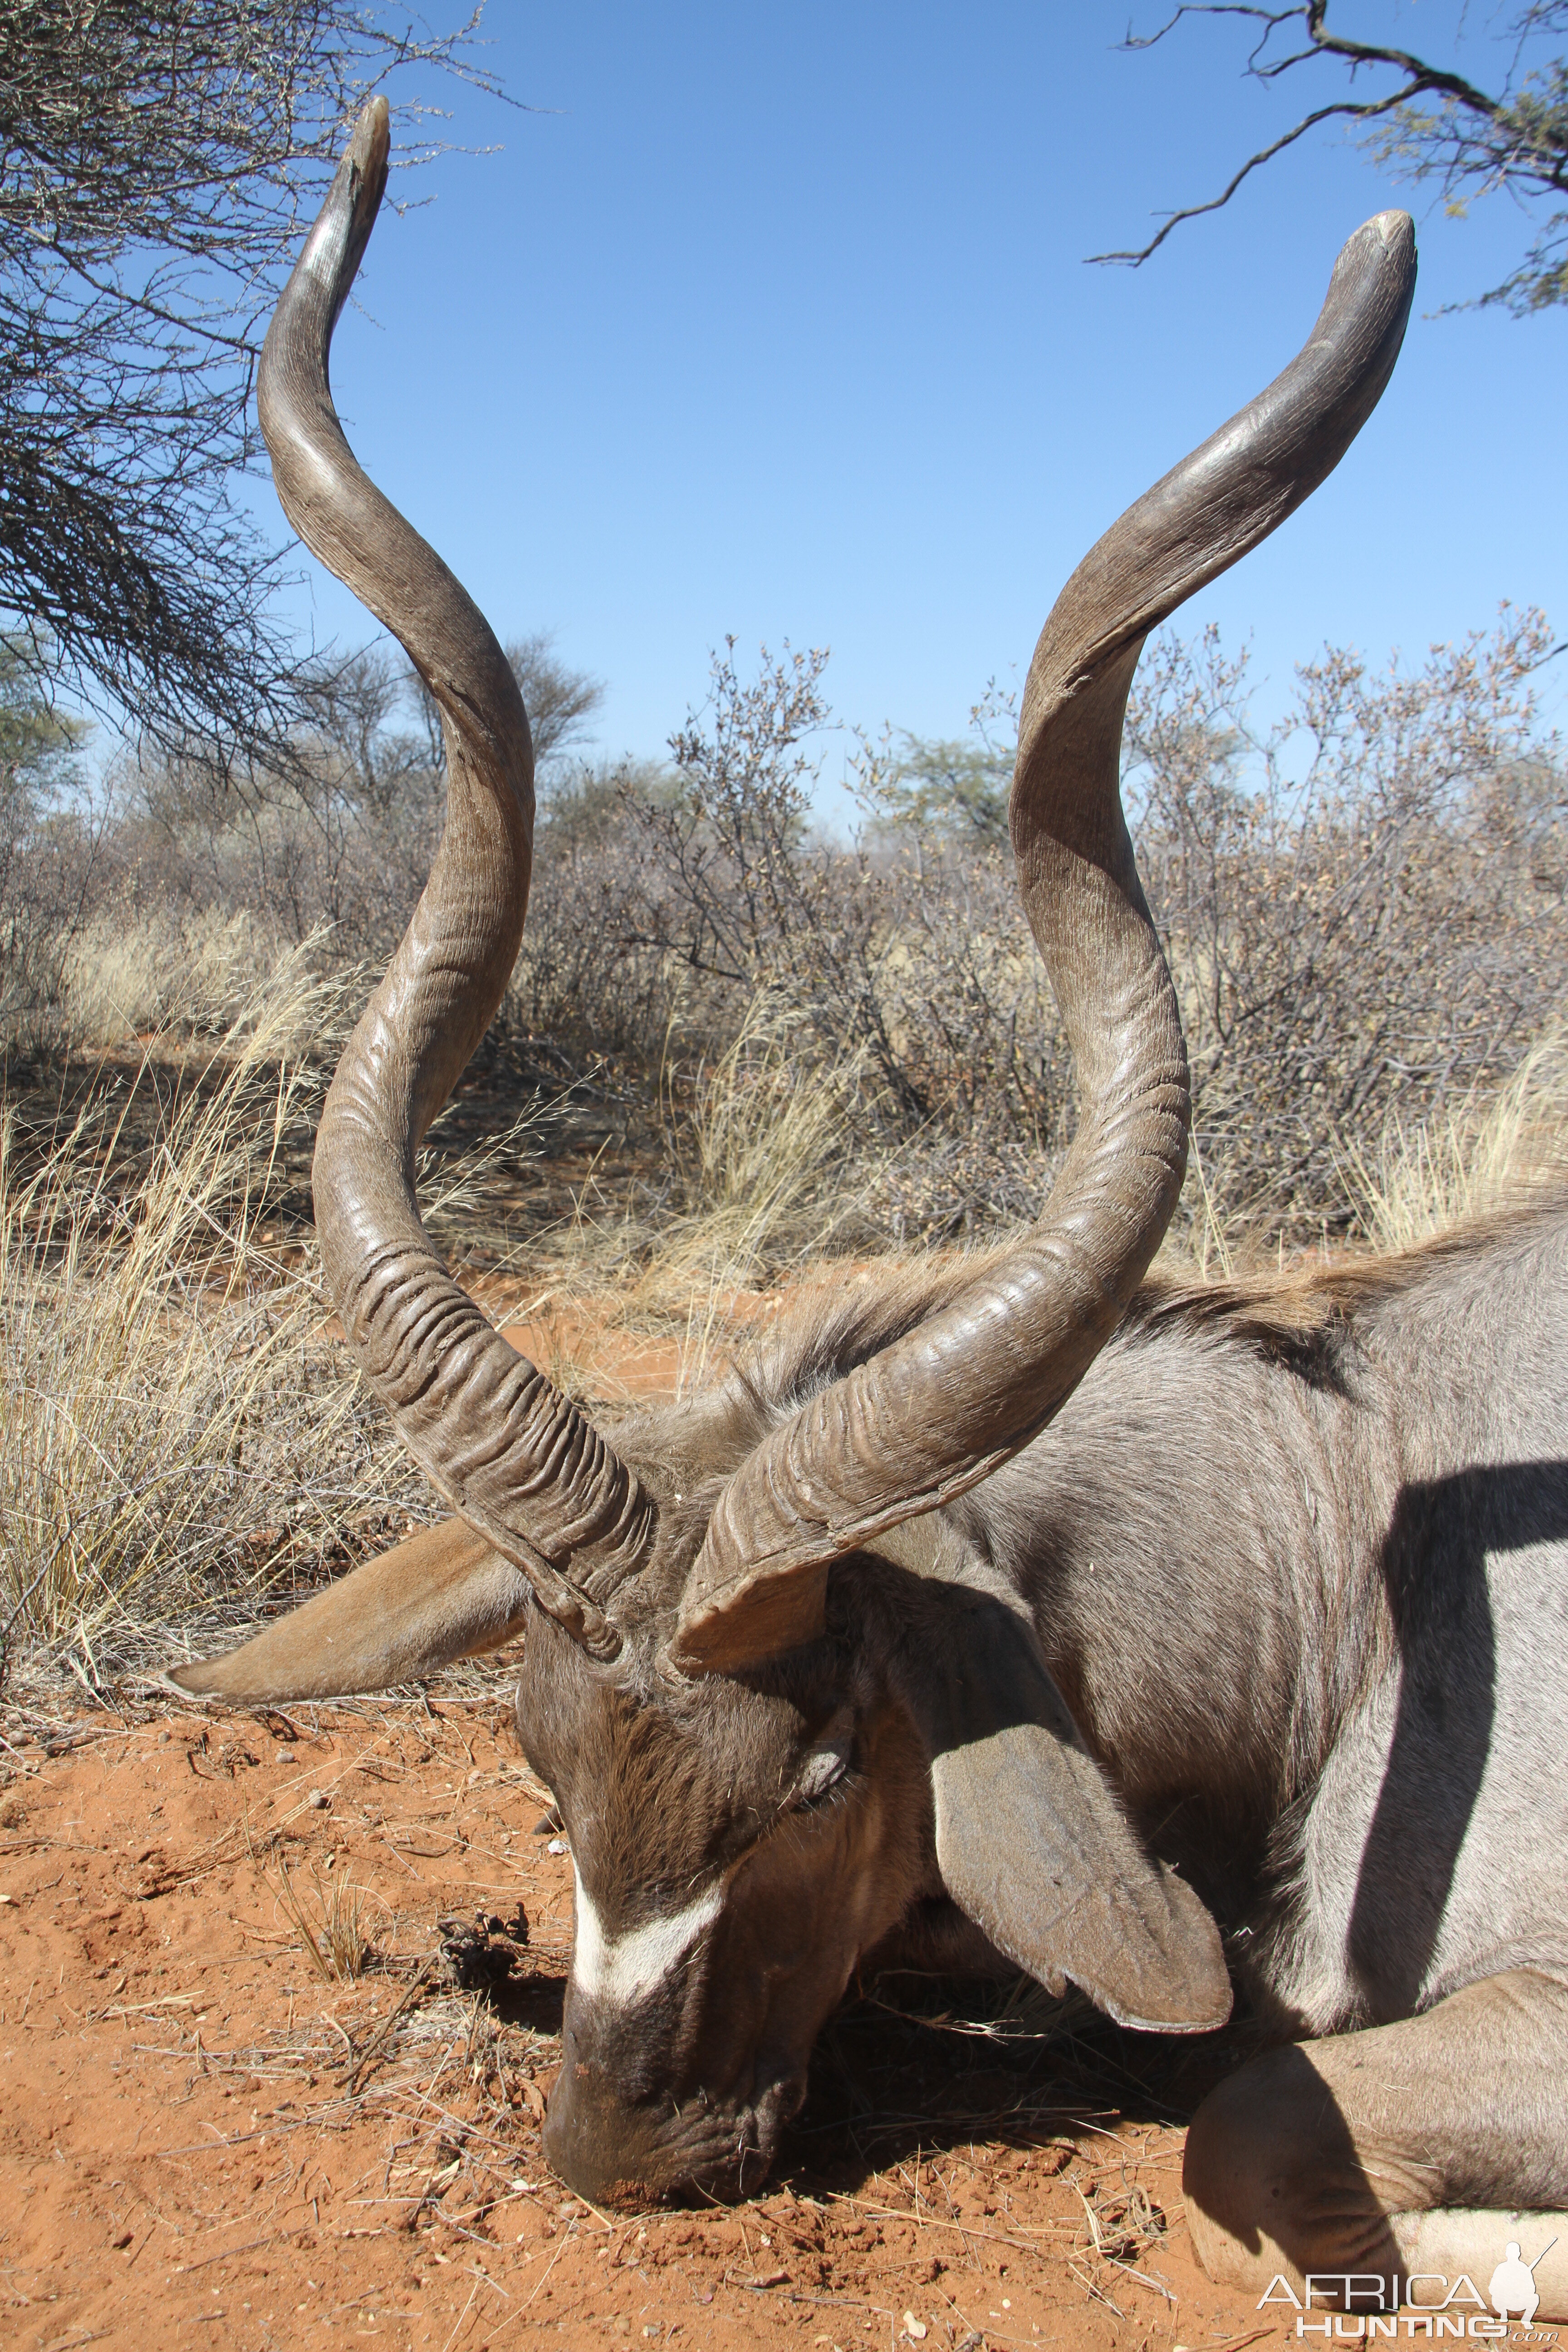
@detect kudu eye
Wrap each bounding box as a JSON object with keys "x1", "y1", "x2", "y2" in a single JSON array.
[{"x1": 792, "y1": 1715, "x2": 855, "y2": 1808}]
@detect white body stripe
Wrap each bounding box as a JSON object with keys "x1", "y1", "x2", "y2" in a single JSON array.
[{"x1": 571, "y1": 1866, "x2": 725, "y2": 2008}]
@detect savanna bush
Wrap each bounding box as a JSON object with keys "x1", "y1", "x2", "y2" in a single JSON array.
[{"x1": 10, "y1": 614, "x2": 1563, "y2": 1252}]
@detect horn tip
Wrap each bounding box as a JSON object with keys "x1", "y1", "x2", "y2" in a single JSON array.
[
  {"x1": 1370, "y1": 207, "x2": 1414, "y2": 241},
  {"x1": 350, "y1": 94, "x2": 392, "y2": 175},
  {"x1": 1340, "y1": 207, "x2": 1417, "y2": 287}
]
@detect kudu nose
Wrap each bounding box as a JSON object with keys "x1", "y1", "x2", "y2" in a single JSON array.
[
  {"x1": 543, "y1": 2062, "x2": 664, "y2": 2210},
  {"x1": 543, "y1": 2047, "x2": 780, "y2": 2208}
]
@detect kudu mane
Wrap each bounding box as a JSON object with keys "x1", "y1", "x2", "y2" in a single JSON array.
[
  {"x1": 663, "y1": 1187, "x2": 1568, "y2": 1471},
  {"x1": 1131, "y1": 1186, "x2": 1568, "y2": 1375}
]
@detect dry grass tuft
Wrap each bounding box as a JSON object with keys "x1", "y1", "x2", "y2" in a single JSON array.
[
  {"x1": 647, "y1": 995, "x2": 877, "y2": 1382},
  {"x1": 0, "y1": 951, "x2": 418, "y2": 1690},
  {"x1": 56, "y1": 906, "x2": 304, "y2": 1049},
  {"x1": 678, "y1": 995, "x2": 868, "y2": 1261},
  {"x1": 272, "y1": 1852, "x2": 372, "y2": 1983},
  {"x1": 506, "y1": 991, "x2": 883, "y2": 1397},
  {"x1": 1339, "y1": 1024, "x2": 1568, "y2": 1254}
]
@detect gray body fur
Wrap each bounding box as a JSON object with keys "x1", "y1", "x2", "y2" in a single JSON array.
[{"x1": 950, "y1": 1197, "x2": 1568, "y2": 2033}]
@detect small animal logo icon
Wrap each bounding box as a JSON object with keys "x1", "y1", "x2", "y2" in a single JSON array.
[{"x1": 1489, "y1": 2235, "x2": 1557, "y2": 2327}]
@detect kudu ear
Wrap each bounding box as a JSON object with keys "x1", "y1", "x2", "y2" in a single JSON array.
[
  {"x1": 163, "y1": 1520, "x2": 532, "y2": 1705},
  {"x1": 875, "y1": 1524, "x2": 1231, "y2": 2034}
]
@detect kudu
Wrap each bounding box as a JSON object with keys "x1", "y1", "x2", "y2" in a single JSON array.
[{"x1": 171, "y1": 101, "x2": 1568, "y2": 2315}]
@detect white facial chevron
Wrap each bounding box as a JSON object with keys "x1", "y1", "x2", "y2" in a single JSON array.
[{"x1": 571, "y1": 1866, "x2": 725, "y2": 2008}]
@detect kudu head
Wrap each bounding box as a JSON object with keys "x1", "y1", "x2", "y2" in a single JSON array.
[{"x1": 168, "y1": 98, "x2": 1415, "y2": 2205}]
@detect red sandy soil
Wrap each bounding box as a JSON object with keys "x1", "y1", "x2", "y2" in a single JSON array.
[
  {"x1": 494, "y1": 1314, "x2": 699, "y2": 1408},
  {"x1": 0, "y1": 1696, "x2": 1302, "y2": 2352}
]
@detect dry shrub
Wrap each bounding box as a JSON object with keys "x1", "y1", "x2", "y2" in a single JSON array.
[
  {"x1": 507, "y1": 759, "x2": 690, "y2": 1074},
  {"x1": 22, "y1": 623, "x2": 1561, "y2": 1257},
  {"x1": 1129, "y1": 612, "x2": 1566, "y2": 1245},
  {"x1": 856, "y1": 838, "x2": 1072, "y2": 1238}
]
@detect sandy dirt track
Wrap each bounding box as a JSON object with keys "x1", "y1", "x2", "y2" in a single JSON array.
[{"x1": 0, "y1": 1693, "x2": 1320, "y2": 2352}]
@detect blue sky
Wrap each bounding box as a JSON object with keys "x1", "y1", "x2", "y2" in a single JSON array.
[{"x1": 269, "y1": 2, "x2": 1567, "y2": 804}]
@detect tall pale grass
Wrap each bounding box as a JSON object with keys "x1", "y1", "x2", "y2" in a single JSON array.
[
  {"x1": 502, "y1": 993, "x2": 883, "y2": 1397},
  {"x1": 666, "y1": 995, "x2": 872, "y2": 1279},
  {"x1": 57, "y1": 906, "x2": 296, "y2": 1048},
  {"x1": 1339, "y1": 1027, "x2": 1568, "y2": 1254},
  {"x1": 5, "y1": 912, "x2": 1558, "y2": 1693},
  {"x1": 0, "y1": 953, "x2": 410, "y2": 1687},
  {"x1": 638, "y1": 995, "x2": 878, "y2": 1385}
]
